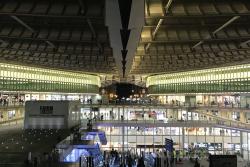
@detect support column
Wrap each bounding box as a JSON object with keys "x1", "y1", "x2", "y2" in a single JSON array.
[
  {"x1": 142, "y1": 107, "x2": 144, "y2": 120},
  {"x1": 185, "y1": 95, "x2": 196, "y2": 106},
  {"x1": 97, "y1": 106, "x2": 100, "y2": 119},
  {"x1": 213, "y1": 128, "x2": 215, "y2": 154},
  {"x1": 240, "y1": 112, "x2": 246, "y2": 123},
  {"x1": 153, "y1": 122, "x2": 155, "y2": 152},
  {"x1": 248, "y1": 133, "x2": 249, "y2": 161},
  {"x1": 205, "y1": 127, "x2": 207, "y2": 145},
  {"x1": 39, "y1": 94, "x2": 45, "y2": 100},
  {"x1": 90, "y1": 106, "x2": 93, "y2": 120},
  {"x1": 111, "y1": 107, "x2": 114, "y2": 120},
  {"x1": 220, "y1": 111, "x2": 224, "y2": 118},
  {"x1": 122, "y1": 106, "x2": 125, "y2": 165},
  {"x1": 214, "y1": 96, "x2": 218, "y2": 104},
  {"x1": 240, "y1": 96, "x2": 250, "y2": 108},
  {"x1": 191, "y1": 110, "x2": 193, "y2": 121},
  {"x1": 17, "y1": 93, "x2": 20, "y2": 103},
  {"x1": 222, "y1": 133, "x2": 225, "y2": 154},
  {"x1": 240, "y1": 132, "x2": 243, "y2": 156},
  {"x1": 182, "y1": 127, "x2": 185, "y2": 152},
  {"x1": 118, "y1": 107, "x2": 120, "y2": 120},
  {"x1": 231, "y1": 129, "x2": 233, "y2": 154}
]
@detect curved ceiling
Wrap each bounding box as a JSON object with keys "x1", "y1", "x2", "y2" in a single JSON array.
[
  {"x1": 131, "y1": 0, "x2": 250, "y2": 75},
  {"x1": 1, "y1": 0, "x2": 250, "y2": 87},
  {"x1": 0, "y1": 0, "x2": 117, "y2": 74}
]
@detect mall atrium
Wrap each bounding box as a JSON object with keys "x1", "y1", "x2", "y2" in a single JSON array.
[{"x1": 0, "y1": 0, "x2": 250, "y2": 166}]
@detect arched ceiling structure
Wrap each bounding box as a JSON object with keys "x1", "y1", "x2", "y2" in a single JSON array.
[
  {"x1": 131, "y1": 0, "x2": 250, "y2": 74},
  {"x1": 0, "y1": 0, "x2": 250, "y2": 87},
  {"x1": 0, "y1": 0, "x2": 117, "y2": 74}
]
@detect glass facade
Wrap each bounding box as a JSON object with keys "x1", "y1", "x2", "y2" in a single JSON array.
[
  {"x1": 0, "y1": 63, "x2": 100, "y2": 93},
  {"x1": 80, "y1": 105, "x2": 250, "y2": 160},
  {"x1": 147, "y1": 64, "x2": 250, "y2": 94}
]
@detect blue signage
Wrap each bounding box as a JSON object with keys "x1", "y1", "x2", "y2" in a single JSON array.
[{"x1": 165, "y1": 138, "x2": 173, "y2": 152}]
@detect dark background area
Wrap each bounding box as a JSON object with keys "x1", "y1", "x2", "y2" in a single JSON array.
[
  {"x1": 116, "y1": 83, "x2": 132, "y2": 98},
  {"x1": 116, "y1": 83, "x2": 142, "y2": 98}
]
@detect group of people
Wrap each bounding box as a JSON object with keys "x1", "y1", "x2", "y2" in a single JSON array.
[
  {"x1": 0, "y1": 98, "x2": 9, "y2": 106},
  {"x1": 102, "y1": 149, "x2": 199, "y2": 167},
  {"x1": 25, "y1": 150, "x2": 59, "y2": 167},
  {"x1": 0, "y1": 97, "x2": 24, "y2": 106},
  {"x1": 103, "y1": 149, "x2": 146, "y2": 167}
]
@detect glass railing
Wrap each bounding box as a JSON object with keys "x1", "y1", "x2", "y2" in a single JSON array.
[
  {"x1": 94, "y1": 119, "x2": 250, "y2": 131},
  {"x1": 85, "y1": 102, "x2": 250, "y2": 110}
]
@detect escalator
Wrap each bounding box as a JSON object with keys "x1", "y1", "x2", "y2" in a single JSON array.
[{"x1": 57, "y1": 129, "x2": 107, "y2": 166}]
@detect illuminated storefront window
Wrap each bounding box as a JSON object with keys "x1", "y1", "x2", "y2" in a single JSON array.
[
  {"x1": 147, "y1": 64, "x2": 250, "y2": 94},
  {"x1": 0, "y1": 63, "x2": 100, "y2": 93}
]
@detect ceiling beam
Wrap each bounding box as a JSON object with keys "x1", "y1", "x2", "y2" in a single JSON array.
[
  {"x1": 87, "y1": 19, "x2": 103, "y2": 53},
  {"x1": 145, "y1": 19, "x2": 164, "y2": 51},
  {"x1": 143, "y1": 22, "x2": 250, "y2": 29},
  {"x1": 135, "y1": 48, "x2": 250, "y2": 56},
  {"x1": 77, "y1": 0, "x2": 104, "y2": 59},
  {"x1": 10, "y1": 15, "x2": 36, "y2": 33},
  {"x1": 0, "y1": 39, "x2": 7, "y2": 44},
  {"x1": 145, "y1": 13, "x2": 249, "y2": 19},
  {"x1": 0, "y1": 47, "x2": 114, "y2": 63},
  {"x1": 0, "y1": 42, "x2": 112, "y2": 54},
  {"x1": 0, "y1": 13, "x2": 103, "y2": 19},
  {"x1": 145, "y1": 0, "x2": 173, "y2": 51},
  {"x1": 212, "y1": 16, "x2": 240, "y2": 35},
  {"x1": 0, "y1": 35, "x2": 108, "y2": 45},
  {"x1": 10, "y1": 15, "x2": 56, "y2": 48},
  {"x1": 192, "y1": 16, "x2": 240, "y2": 49},
  {"x1": 141, "y1": 36, "x2": 250, "y2": 44},
  {"x1": 145, "y1": 0, "x2": 150, "y2": 16},
  {"x1": 164, "y1": 0, "x2": 173, "y2": 13},
  {"x1": 78, "y1": 0, "x2": 87, "y2": 15},
  {"x1": 45, "y1": 40, "x2": 56, "y2": 48},
  {"x1": 240, "y1": 39, "x2": 250, "y2": 47}
]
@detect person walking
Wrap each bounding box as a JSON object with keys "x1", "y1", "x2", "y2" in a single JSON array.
[
  {"x1": 167, "y1": 151, "x2": 172, "y2": 167},
  {"x1": 28, "y1": 152, "x2": 32, "y2": 165},
  {"x1": 194, "y1": 158, "x2": 200, "y2": 167},
  {"x1": 173, "y1": 149, "x2": 177, "y2": 165},
  {"x1": 137, "y1": 156, "x2": 145, "y2": 167}
]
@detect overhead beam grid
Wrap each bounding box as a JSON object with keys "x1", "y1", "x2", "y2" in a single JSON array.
[
  {"x1": 0, "y1": 0, "x2": 117, "y2": 74},
  {"x1": 131, "y1": 0, "x2": 250, "y2": 75}
]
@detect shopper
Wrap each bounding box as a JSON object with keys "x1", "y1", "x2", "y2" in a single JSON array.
[
  {"x1": 194, "y1": 158, "x2": 200, "y2": 167},
  {"x1": 28, "y1": 152, "x2": 32, "y2": 164},
  {"x1": 33, "y1": 157, "x2": 38, "y2": 167},
  {"x1": 167, "y1": 151, "x2": 172, "y2": 167},
  {"x1": 127, "y1": 154, "x2": 133, "y2": 167},
  {"x1": 173, "y1": 149, "x2": 177, "y2": 164},
  {"x1": 137, "y1": 156, "x2": 145, "y2": 167}
]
